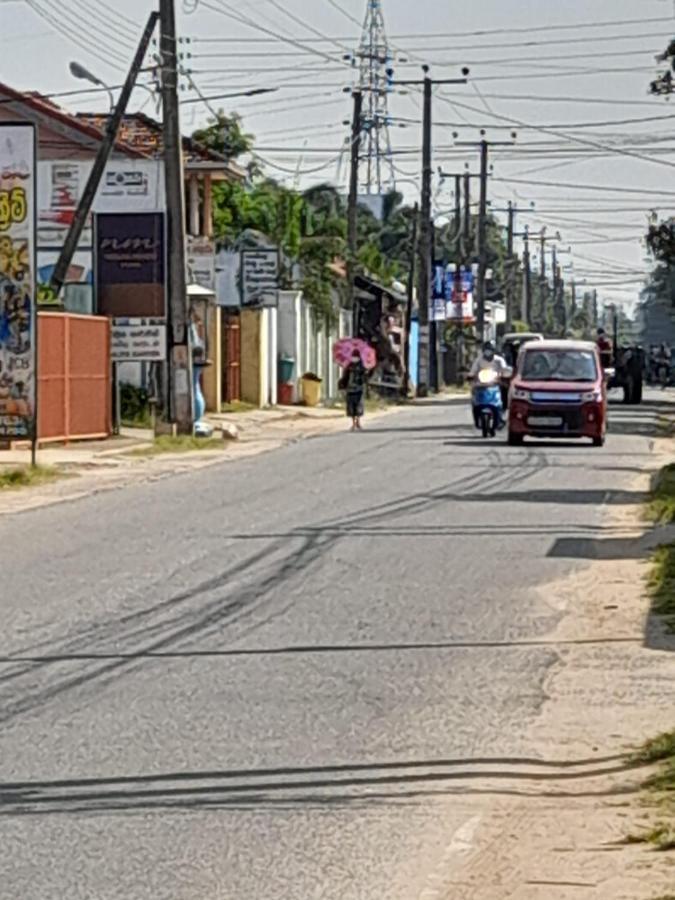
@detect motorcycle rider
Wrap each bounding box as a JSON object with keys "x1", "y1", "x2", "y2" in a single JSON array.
[{"x1": 468, "y1": 341, "x2": 509, "y2": 429}]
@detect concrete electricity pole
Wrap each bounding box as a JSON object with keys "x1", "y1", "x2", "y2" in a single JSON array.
[
  {"x1": 394, "y1": 66, "x2": 469, "y2": 396},
  {"x1": 347, "y1": 89, "x2": 363, "y2": 334},
  {"x1": 512, "y1": 225, "x2": 533, "y2": 327},
  {"x1": 453, "y1": 131, "x2": 517, "y2": 341},
  {"x1": 160, "y1": 0, "x2": 192, "y2": 433}
]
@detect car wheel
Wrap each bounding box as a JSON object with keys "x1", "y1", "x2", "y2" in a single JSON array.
[
  {"x1": 508, "y1": 430, "x2": 524, "y2": 446},
  {"x1": 592, "y1": 435, "x2": 605, "y2": 447}
]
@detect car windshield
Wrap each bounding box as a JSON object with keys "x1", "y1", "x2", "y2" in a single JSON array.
[{"x1": 521, "y1": 349, "x2": 597, "y2": 382}]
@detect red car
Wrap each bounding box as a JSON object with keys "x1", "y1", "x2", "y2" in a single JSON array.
[{"x1": 507, "y1": 340, "x2": 608, "y2": 447}]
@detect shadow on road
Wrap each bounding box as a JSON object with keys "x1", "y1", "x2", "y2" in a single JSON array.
[{"x1": 0, "y1": 752, "x2": 642, "y2": 816}]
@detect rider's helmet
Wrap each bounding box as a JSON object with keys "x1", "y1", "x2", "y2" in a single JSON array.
[{"x1": 483, "y1": 341, "x2": 495, "y2": 361}]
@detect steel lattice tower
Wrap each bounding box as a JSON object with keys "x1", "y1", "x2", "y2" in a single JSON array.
[{"x1": 354, "y1": 0, "x2": 396, "y2": 194}]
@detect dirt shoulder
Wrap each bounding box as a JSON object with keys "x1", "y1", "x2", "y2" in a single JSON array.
[
  {"x1": 0, "y1": 405, "x2": 401, "y2": 518},
  {"x1": 438, "y1": 437, "x2": 675, "y2": 900}
]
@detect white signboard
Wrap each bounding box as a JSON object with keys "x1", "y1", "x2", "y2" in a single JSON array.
[
  {"x1": 111, "y1": 317, "x2": 166, "y2": 362},
  {"x1": 0, "y1": 123, "x2": 36, "y2": 441},
  {"x1": 37, "y1": 159, "x2": 165, "y2": 249},
  {"x1": 187, "y1": 235, "x2": 215, "y2": 292},
  {"x1": 95, "y1": 160, "x2": 165, "y2": 213},
  {"x1": 242, "y1": 248, "x2": 279, "y2": 307}
]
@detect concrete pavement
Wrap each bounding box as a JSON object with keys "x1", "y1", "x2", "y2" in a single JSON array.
[{"x1": 0, "y1": 391, "x2": 672, "y2": 899}]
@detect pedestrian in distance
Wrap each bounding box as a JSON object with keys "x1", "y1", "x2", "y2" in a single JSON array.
[{"x1": 339, "y1": 350, "x2": 367, "y2": 431}]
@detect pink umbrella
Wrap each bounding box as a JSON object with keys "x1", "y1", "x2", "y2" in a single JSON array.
[{"x1": 333, "y1": 337, "x2": 377, "y2": 370}]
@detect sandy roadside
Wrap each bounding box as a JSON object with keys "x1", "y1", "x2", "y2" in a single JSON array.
[{"x1": 427, "y1": 438, "x2": 675, "y2": 900}]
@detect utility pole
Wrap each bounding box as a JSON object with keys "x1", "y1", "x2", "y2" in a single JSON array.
[
  {"x1": 347, "y1": 89, "x2": 362, "y2": 334},
  {"x1": 395, "y1": 65, "x2": 469, "y2": 396},
  {"x1": 476, "y1": 138, "x2": 489, "y2": 341},
  {"x1": 512, "y1": 225, "x2": 533, "y2": 327},
  {"x1": 49, "y1": 12, "x2": 159, "y2": 294},
  {"x1": 507, "y1": 201, "x2": 514, "y2": 258},
  {"x1": 463, "y1": 170, "x2": 471, "y2": 259},
  {"x1": 402, "y1": 204, "x2": 419, "y2": 398},
  {"x1": 536, "y1": 227, "x2": 561, "y2": 331},
  {"x1": 453, "y1": 132, "x2": 516, "y2": 342},
  {"x1": 418, "y1": 69, "x2": 433, "y2": 396},
  {"x1": 160, "y1": 0, "x2": 192, "y2": 433},
  {"x1": 523, "y1": 227, "x2": 532, "y2": 327}
]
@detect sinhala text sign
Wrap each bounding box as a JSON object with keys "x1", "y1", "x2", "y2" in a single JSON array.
[
  {"x1": 0, "y1": 124, "x2": 36, "y2": 440},
  {"x1": 111, "y1": 318, "x2": 167, "y2": 362},
  {"x1": 241, "y1": 248, "x2": 279, "y2": 307}
]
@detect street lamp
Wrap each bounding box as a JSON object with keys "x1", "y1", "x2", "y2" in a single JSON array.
[{"x1": 69, "y1": 61, "x2": 114, "y2": 111}]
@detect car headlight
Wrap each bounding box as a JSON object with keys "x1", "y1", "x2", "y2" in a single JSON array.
[
  {"x1": 512, "y1": 387, "x2": 530, "y2": 400},
  {"x1": 581, "y1": 390, "x2": 602, "y2": 402}
]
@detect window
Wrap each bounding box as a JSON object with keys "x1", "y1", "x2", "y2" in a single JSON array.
[{"x1": 521, "y1": 349, "x2": 597, "y2": 382}]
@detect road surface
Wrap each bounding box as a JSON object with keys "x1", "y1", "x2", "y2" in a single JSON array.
[{"x1": 0, "y1": 393, "x2": 663, "y2": 899}]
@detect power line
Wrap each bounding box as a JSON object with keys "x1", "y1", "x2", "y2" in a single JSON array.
[
  {"x1": 436, "y1": 94, "x2": 675, "y2": 171},
  {"x1": 436, "y1": 112, "x2": 675, "y2": 130},
  {"x1": 189, "y1": 16, "x2": 674, "y2": 42},
  {"x1": 44, "y1": 0, "x2": 135, "y2": 56},
  {"x1": 200, "y1": 0, "x2": 352, "y2": 65},
  {"x1": 262, "y1": 0, "x2": 352, "y2": 53},
  {"x1": 69, "y1": 0, "x2": 139, "y2": 44},
  {"x1": 442, "y1": 91, "x2": 660, "y2": 107},
  {"x1": 25, "y1": 0, "x2": 128, "y2": 70},
  {"x1": 323, "y1": 0, "x2": 362, "y2": 28},
  {"x1": 492, "y1": 177, "x2": 675, "y2": 196}
]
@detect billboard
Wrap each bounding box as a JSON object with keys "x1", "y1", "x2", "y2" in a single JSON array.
[
  {"x1": 432, "y1": 263, "x2": 475, "y2": 323},
  {"x1": 95, "y1": 212, "x2": 166, "y2": 318},
  {"x1": 0, "y1": 123, "x2": 36, "y2": 440}
]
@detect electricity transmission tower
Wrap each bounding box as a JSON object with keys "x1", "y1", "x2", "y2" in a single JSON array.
[{"x1": 352, "y1": 0, "x2": 396, "y2": 195}]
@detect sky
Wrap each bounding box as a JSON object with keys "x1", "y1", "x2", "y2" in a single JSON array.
[{"x1": 3, "y1": 0, "x2": 675, "y2": 313}]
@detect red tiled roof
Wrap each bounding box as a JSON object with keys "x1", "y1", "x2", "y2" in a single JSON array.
[{"x1": 0, "y1": 82, "x2": 147, "y2": 157}]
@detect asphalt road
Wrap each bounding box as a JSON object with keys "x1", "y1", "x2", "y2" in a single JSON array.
[{"x1": 0, "y1": 392, "x2": 665, "y2": 899}]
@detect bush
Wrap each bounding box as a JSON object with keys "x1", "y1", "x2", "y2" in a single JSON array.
[{"x1": 120, "y1": 383, "x2": 151, "y2": 428}]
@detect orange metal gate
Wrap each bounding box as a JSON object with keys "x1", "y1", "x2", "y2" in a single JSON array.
[
  {"x1": 38, "y1": 312, "x2": 112, "y2": 443},
  {"x1": 221, "y1": 313, "x2": 241, "y2": 403}
]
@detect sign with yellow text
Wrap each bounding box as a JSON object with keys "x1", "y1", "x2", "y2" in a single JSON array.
[{"x1": 0, "y1": 124, "x2": 36, "y2": 440}]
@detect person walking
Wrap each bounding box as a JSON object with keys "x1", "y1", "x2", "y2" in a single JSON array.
[{"x1": 339, "y1": 350, "x2": 367, "y2": 431}]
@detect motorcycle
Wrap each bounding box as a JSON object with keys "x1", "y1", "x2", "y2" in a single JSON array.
[{"x1": 472, "y1": 368, "x2": 504, "y2": 439}]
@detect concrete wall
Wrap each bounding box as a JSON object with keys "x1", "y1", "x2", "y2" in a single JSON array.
[
  {"x1": 277, "y1": 295, "x2": 351, "y2": 404},
  {"x1": 202, "y1": 304, "x2": 221, "y2": 413},
  {"x1": 240, "y1": 308, "x2": 262, "y2": 407},
  {"x1": 278, "y1": 291, "x2": 303, "y2": 401}
]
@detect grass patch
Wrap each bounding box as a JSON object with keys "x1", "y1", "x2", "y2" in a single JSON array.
[
  {"x1": 625, "y1": 824, "x2": 675, "y2": 852},
  {"x1": 647, "y1": 464, "x2": 675, "y2": 525},
  {"x1": 220, "y1": 400, "x2": 255, "y2": 414},
  {"x1": 647, "y1": 544, "x2": 675, "y2": 632},
  {"x1": 130, "y1": 435, "x2": 224, "y2": 457},
  {"x1": 627, "y1": 730, "x2": 675, "y2": 852},
  {"x1": 121, "y1": 411, "x2": 153, "y2": 430},
  {"x1": 0, "y1": 465, "x2": 59, "y2": 491},
  {"x1": 633, "y1": 731, "x2": 675, "y2": 766}
]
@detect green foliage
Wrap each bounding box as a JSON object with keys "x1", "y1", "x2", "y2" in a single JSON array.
[
  {"x1": 191, "y1": 110, "x2": 253, "y2": 160},
  {"x1": 120, "y1": 383, "x2": 151, "y2": 428}
]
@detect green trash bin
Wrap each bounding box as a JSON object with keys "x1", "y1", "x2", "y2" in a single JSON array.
[{"x1": 278, "y1": 355, "x2": 295, "y2": 383}]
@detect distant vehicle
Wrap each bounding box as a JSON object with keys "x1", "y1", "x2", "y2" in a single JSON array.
[
  {"x1": 508, "y1": 339, "x2": 607, "y2": 447},
  {"x1": 499, "y1": 332, "x2": 544, "y2": 407}
]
